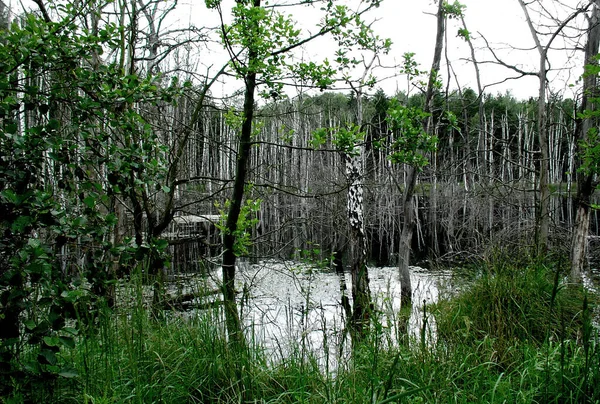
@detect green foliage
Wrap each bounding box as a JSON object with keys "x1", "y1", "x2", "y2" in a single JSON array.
[
  {"x1": 578, "y1": 127, "x2": 600, "y2": 177},
  {"x1": 278, "y1": 124, "x2": 295, "y2": 143},
  {"x1": 398, "y1": 51, "x2": 444, "y2": 98},
  {"x1": 0, "y1": 11, "x2": 111, "y2": 396},
  {"x1": 0, "y1": 2, "x2": 184, "y2": 398},
  {"x1": 309, "y1": 124, "x2": 366, "y2": 157},
  {"x1": 332, "y1": 124, "x2": 365, "y2": 156},
  {"x1": 457, "y1": 27, "x2": 470, "y2": 41},
  {"x1": 400, "y1": 52, "x2": 422, "y2": 78},
  {"x1": 310, "y1": 127, "x2": 329, "y2": 148},
  {"x1": 216, "y1": 0, "x2": 357, "y2": 97},
  {"x1": 443, "y1": 1, "x2": 466, "y2": 19},
  {"x1": 293, "y1": 243, "x2": 333, "y2": 270},
  {"x1": 294, "y1": 60, "x2": 336, "y2": 91},
  {"x1": 224, "y1": 107, "x2": 244, "y2": 130},
  {"x1": 212, "y1": 0, "x2": 387, "y2": 99},
  {"x1": 225, "y1": 2, "x2": 300, "y2": 94},
  {"x1": 216, "y1": 199, "x2": 261, "y2": 256},
  {"x1": 386, "y1": 99, "x2": 437, "y2": 169},
  {"x1": 576, "y1": 57, "x2": 600, "y2": 185}
]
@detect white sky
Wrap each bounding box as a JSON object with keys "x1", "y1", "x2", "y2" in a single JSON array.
[
  {"x1": 12, "y1": 0, "x2": 592, "y2": 100},
  {"x1": 346, "y1": 0, "x2": 588, "y2": 100},
  {"x1": 187, "y1": 0, "x2": 589, "y2": 101}
]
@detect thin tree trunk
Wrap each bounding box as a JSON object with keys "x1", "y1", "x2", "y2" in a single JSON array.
[
  {"x1": 399, "y1": 165, "x2": 417, "y2": 308},
  {"x1": 535, "y1": 50, "x2": 551, "y2": 255},
  {"x1": 221, "y1": 0, "x2": 261, "y2": 347},
  {"x1": 398, "y1": 0, "x2": 445, "y2": 306}
]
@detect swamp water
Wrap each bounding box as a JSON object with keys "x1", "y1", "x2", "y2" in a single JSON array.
[{"x1": 161, "y1": 261, "x2": 451, "y2": 366}]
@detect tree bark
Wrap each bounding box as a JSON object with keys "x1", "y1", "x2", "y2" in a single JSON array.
[
  {"x1": 346, "y1": 147, "x2": 372, "y2": 339},
  {"x1": 399, "y1": 165, "x2": 417, "y2": 308},
  {"x1": 398, "y1": 0, "x2": 445, "y2": 307},
  {"x1": 571, "y1": 1, "x2": 600, "y2": 281},
  {"x1": 535, "y1": 47, "x2": 551, "y2": 255},
  {"x1": 221, "y1": 0, "x2": 261, "y2": 347},
  {"x1": 346, "y1": 59, "x2": 375, "y2": 342}
]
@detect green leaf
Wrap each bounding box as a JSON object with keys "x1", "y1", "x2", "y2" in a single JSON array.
[
  {"x1": 83, "y1": 196, "x2": 96, "y2": 209},
  {"x1": 5, "y1": 122, "x2": 18, "y2": 134},
  {"x1": 28, "y1": 238, "x2": 41, "y2": 248},
  {"x1": 24, "y1": 320, "x2": 36, "y2": 330},
  {"x1": 38, "y1": 349, "x2": 57, "y2": 365},
  {"x1": 58, "y1": 367, "x2": 79, "y2": 378},
  {"x1": 12, "y1": 216, "x2": 33, "y2": 233},
  {"x1": 47, "y1": 119, "x2": 60, "y2": 130},
  {"x1": 62, "y1": 327, "x2": 79, "y2": 336},
  {"x1": 0, "y1": 189, "x2": 19, "y2": 204},
  {"x1": 43, "y1": 336, "x2": 61, "y2": 347},
  {"x1": 59, "y1": 336, "x2": 76, "y2": 348},
  {"x1": 155, "y1": 238, "x2": 169, "y2": 251}
]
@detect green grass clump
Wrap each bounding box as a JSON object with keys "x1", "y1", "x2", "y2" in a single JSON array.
[
  {"x1": 432, "y1": 252, "x2": 599, "y2": 402},
  {"x1": 435, "y1": 254, "x2": 587, "y2": 359}
]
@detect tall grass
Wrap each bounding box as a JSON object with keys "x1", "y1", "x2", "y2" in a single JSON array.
[
  {"x1": 20, "y1": 254, "x2": 600, "y2": 403},
  {"x1": 433, "y1": 252, "x2": 599, "y2": 402}
]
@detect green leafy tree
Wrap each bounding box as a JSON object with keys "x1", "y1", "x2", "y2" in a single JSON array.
[
  {"x1": 0, "y1": 2, "x2": 186, "y2": 397},
  {"x1": 572, "y1": 7, "x2": 600, "y2": 281},
  {"x1": 0, "y1": 9, "x2": 116, "y2": 395}
]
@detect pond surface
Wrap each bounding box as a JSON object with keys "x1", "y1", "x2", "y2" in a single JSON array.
[
  {"x1": 156, "y1": 258, "x2": 600, "y2": 366},
  {"x1": 190, "y1": 261, "x2": 451, "y2": 365}
]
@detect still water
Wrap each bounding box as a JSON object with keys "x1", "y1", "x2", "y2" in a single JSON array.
[
  {"x1": 192, "y1": 261, "x2": 451, "y2": 365},
  {"x1": 164, "y1": 258, "x2": 600, "y2": 367}
]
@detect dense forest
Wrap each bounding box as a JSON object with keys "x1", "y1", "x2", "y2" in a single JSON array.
[{"x1": 1, "y1": 0, "x2": 599, "y2": 402}]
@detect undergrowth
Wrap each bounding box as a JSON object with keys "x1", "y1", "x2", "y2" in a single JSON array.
[{"x1": 4, "y1": 253, "x2": 599, "y2": 403}]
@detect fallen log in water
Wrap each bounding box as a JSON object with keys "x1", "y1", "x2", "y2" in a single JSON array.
[{"x1": 162, "y1": 289, "x2": 221, "y2": 311}]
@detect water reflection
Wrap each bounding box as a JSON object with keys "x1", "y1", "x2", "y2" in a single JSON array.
[{"x1": 233, "y1": 261, "x2": 450, "y2": 365}]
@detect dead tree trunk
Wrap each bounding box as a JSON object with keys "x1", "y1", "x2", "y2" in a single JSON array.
[{"x1": 571, "y1": 1, "x2": 600, "y2": 281}]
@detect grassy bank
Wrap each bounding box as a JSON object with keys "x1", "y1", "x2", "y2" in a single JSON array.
[{"x1": 9, "y1": 256, "x2": 600, "y2": 403}]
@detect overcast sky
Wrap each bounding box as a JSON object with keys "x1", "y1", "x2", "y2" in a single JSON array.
[
  {"x1": 193, "y1": 0, "x2": 590, "y2": 101},
  {"x1": 355, "y1": 0, "x2": 588, "y2": 100},
  {"x1": 12, "y1": 0, "x2": 592, "y2": 100}
]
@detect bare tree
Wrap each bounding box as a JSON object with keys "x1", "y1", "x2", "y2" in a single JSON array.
[{"x1": 516, "y1": 0, "x2": 590, "y2": 255}]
